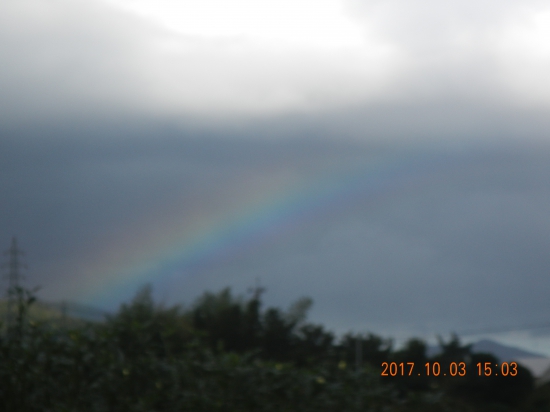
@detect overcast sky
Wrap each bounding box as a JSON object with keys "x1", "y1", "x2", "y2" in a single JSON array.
[{"x1": 2, "y1": 0, "x2": 550, "y2": 353}]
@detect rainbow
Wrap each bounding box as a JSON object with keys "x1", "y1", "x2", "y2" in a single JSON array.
[{"x1": 80, "y1": 145, "x2": 470, "y2": 308}]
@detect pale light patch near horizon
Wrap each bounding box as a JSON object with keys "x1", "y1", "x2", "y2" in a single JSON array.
[
  {"x1": 493, "y1": 9, "x2": 550, "y2": 106},
  {"x1": 344, "y1": 0, "x2": 550, "y2": 107}
]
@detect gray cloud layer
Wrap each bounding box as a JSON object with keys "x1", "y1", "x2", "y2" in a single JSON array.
[
  {"x1": 2, "y1": 0, "x2": 550, "y2": 352},
  {"x1": 1, "y1": 0, "x2": 550, "y2": 127}
]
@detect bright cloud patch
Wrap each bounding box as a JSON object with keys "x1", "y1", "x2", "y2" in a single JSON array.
[
  {"x1": 1, "y1": 0, "x2": 550, "y2": 124},
  {"x1": 106, "y1": 0, "x2": 366, "y2": 50}
]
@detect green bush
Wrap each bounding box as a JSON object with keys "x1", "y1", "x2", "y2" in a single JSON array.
[{"x1": 0, "y1": 286, "x2": 537, "y2": 412}]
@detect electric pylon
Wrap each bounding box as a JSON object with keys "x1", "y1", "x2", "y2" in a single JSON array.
[{"x1": 2, "y1": 236, "x2": 26, "y2": 328}]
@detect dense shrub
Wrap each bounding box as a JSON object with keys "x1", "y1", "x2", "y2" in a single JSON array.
[{"x1": 0, "y1": 286, "x2": 537, "y2": 411}]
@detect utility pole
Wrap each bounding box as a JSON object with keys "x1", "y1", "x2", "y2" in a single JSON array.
[
  {"x1": 60, "y1": 300, "x2": 67, "y2": 328},
  {"x1": 355, "y1": 335, "x2": 363, "y2": 410},
  {"x1": 355, "y1": 336, "x2": 363, "y2": 371},
  {"x1": 2, "y1": 236, "x2": 26, "y2": 328},
  {"x1": 247, "y1": 277, "x2": 266, "y2": 301}
]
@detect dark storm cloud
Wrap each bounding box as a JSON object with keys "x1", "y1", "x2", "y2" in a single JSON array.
[
  {"x1": 4, "y1": 122, "x2": 543, "y2": 338},
  {"x1": 0, "y1": 121, "x2": 383, "y2": 296},
  {"x1": 158, "y1": 143, "x2": 550, "y2": 339},
  {"x1": 2, "y1": 119, "x2": 550, "y2": 348}
]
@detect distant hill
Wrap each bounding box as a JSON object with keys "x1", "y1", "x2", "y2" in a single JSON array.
[
  {"x1": 39, "y1": 300, "x2": 110, "y2": 322},
  {"x1": 0, "y1": 299, "x2": 64, "y2": 320},
  {"x1": 428, "y1": 338, "x2": 547, "y2": 362},
  {"x1": 471, "y1": 339, "x2": 547, "y2": 362}
]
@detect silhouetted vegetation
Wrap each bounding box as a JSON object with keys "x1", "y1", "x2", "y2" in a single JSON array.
[{"x1": 0, "y1": 284, "x2": 541, "y2": 411}]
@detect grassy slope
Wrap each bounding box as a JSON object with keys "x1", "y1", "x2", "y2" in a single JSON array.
[{"x1": 0, "y1": 299, "x2": 86, "y2": 328}]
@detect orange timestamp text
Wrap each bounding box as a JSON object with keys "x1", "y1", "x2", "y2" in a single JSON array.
[{"x1": 381, "y1": 361, "x2": 519, "y2": 377}]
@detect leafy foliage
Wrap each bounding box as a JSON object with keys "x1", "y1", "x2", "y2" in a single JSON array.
[{"x1": 0, "y1": 285, "x2": 538, "y2": 411}]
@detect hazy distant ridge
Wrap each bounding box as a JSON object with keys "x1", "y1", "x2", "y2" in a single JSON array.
[{"x1": 429, "y1": 339, "x2": 547, "y2": 362}]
